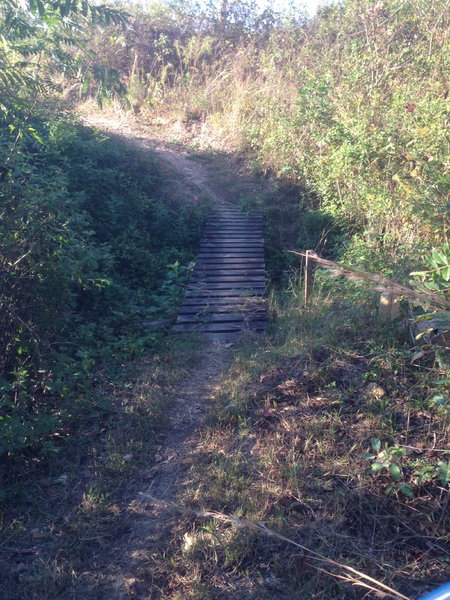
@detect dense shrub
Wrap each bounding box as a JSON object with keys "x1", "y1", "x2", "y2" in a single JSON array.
[{"x1": 0, "y1": 110, "x2": 206, "y2": 457}]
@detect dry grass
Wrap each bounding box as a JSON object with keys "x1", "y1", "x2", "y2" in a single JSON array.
[{"x1": 145, "y1": 291, "x2": 449, "y2": 600}]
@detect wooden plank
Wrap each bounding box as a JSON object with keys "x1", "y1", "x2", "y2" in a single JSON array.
[
  {"x1": 203, "y1": 237, "x2": 262, "y2": 241},
  {"x1": 207, "y1": 224, "x2": 262, "y2": 227},
  {"x1": 197, "y1": 252, "x2": 264, "y2": 258},
  {"x1": 207, "y1": 214, "x2": 261, "y2": 218},
  {"x1": 204, "y1": 237, "x2": 263, "y2": 240},
  {"x1": 197, "y1": 256, "x2": 264, "y2": 261},
  {"x1": 199, "y1": 247, "x2": 264, "y2": 252},
  {"x1": 185, "y1": 289, "x2": 265, "y2": 298},
  {"x1": 206, "y1": 219, "x2": 262, "y2": 223},
  {"x1": 202, "y1": 235, "x2": 262, "y2": 241},
  {"x1": 192, "y1": 273, "x2": 265, "y2": 279},
  {"x1": 192, "y1": 269, "x2": 266, "y2": 275},
  {"x1": 195, "y1": 261, "x2": 265, "y2": 266},
  {"x1": 175, "y1": 203, "x2": 266, "y2": 336},
  {"x1": 204, "y1": 227, "x2": 263, "y2": 232},
  {"x1": 206, "y1": 222, "x2": 262, "y2": 227},
  {"x1": 192, "y1": 268, "x2": 265, "y2": 275},
  {"x1": 179, "y1": 302, "x2": 267, "y2": 316},
  {"x1": 195, "y1": 257, "x2": 264, "y2": 263},
  {"x1": 178, "y1": 305, "x2": 265, "y2": 315},
  {"x1": 206, "y1": 227, "x2": 263, "y2": 230},
  {"x1": 190, "y1": 280, "x2": 265, "y2": 287},
  {"x1": 205, "y1": 220, "x2": 262, "y2": 224},
  {"x1": 201, "y1": 236, "x2": 264, "y2": 241},
  {"x1": 188, "y1": 280, "x2": 265, "y2": 287},
  {"x1": 196, "y1": 256, "x2": 265, "y2": 261},
  {"x1": 176, "y1": 313, "x2": 267, "y2": 324},
  {"x1": 203, "y1": 232, "x2": 263, "y2": 236},
  {"x1": 209, "y1": 211, "x2": 262, "y2": 216},
  {"x1": 199, "y1": 247, "x2": 263, "y2": 252},
  {"x1": 200, "y1": 243, "x2": 264, "y2": 248},
  {"x1": 185, "y1": 291, "x2": 265, "y2": 299},
  {"x1": 201, "y1": 239, "x2": 264, "y2": 244},
  {"x1": 188, "y1": 282, "x2": 265, "y2": 291},
  {"x1": 203, "y1": 231, "x2": 263, "y2": 235},
  {"x1": 173, "y1": 321, "x2": 266, "y2": 333},
  {"x1": 190, "y1": 275, "x2": 265, "y2": 283},
  {"x1": 180, "y1": 296, "x2": 264, "y2": 306}
]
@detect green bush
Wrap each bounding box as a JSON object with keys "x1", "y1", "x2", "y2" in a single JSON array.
[{"x1": 0, "y1": 109, "x2": 206, "y2": 457}]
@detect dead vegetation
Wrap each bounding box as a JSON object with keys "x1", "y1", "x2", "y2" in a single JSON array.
[{"x1": 143, "y1": 294, "x2": 449, "y2": 600}]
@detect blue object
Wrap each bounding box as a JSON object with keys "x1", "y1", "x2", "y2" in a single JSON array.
[{"x1": 418, "y1": 583, "x2": 450, "y2": 600}]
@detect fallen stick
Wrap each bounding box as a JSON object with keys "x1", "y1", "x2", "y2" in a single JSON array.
[{"x1": 290, "y1": 250, "x2": 450, "y2": 312}]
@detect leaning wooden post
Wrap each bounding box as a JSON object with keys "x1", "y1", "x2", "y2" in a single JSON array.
[{"x1": 304, "y1": 250, "x2": 314, "y2": 305}]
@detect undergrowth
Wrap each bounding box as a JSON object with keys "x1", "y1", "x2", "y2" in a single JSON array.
[
  {"x1": 0, "y1": 335, "x2": 203, "y2": 599},
  {"x1": 150, "y1": 280, "x2": 449, "y2": 600},
  {"x1": 0, "y1": 105, "x2": 207, "y2": 465}
]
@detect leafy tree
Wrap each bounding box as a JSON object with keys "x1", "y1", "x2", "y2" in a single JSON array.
[{"x1": 0, "y1": 0, "x2": 128, "y2": 139}]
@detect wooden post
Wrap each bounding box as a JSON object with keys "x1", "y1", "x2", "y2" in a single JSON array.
[
  {"x1": 304, "y1": 250, "x2": 314, "y2": 305},
  {"x1": 378, "y1": 292, "x2": 400, "y2": 322}
]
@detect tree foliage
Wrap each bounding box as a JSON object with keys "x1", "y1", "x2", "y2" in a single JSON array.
[
  {"x1": 0, "y1": 0, "x2": 208, "y2": 460},
  {"x1": 0, "y1": 0, "x2": 129, "y2": 134}
]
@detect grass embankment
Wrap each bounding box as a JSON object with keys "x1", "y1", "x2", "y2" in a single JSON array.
[
  {"x1": 0, "y1": 107, "x2": 207, "y2": 459},
  {"x1": 148, "y1": 285, "x2": 449, "y2": 599},
  {"x1": 93, "y1": 0, "x2": 449, "y2": 275},
  {"x1": 86, "y1": 6, "x2": 449, "y2": 592}
]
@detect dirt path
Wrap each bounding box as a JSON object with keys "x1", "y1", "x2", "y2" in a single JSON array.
[
  {"x1": 79, "y1": 110, "x2": 237, "y2": 599},
  {"x1": 96, "y1": 338, "x2": 231, "y2": 600},
  {"x1": 80, "y1": 111, "x2": 228, "y2": 207},
  {"x1": 79, "y1": 106, "x2": 274, "y2": 212}
]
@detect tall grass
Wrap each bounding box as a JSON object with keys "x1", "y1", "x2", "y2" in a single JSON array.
[{"x1": 108, "y1": 0, "x2": 449, "y2": 272}]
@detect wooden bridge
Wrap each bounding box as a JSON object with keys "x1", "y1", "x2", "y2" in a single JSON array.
[{"x1": 173, "y1": 205, "x2": 266, "y2": 339}]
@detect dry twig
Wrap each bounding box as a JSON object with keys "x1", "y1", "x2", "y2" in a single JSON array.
[
  {"x1": 139, "y1": 492, "x2": 411, "y2": 600},
  {"x1": 290, "y1": 251, "x2": 450, "y2": 313}
]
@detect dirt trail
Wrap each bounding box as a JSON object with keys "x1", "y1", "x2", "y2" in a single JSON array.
[
  {"x1": 80, "y1": 111, "x2": 235, "y2": 599},
  {"x1": 99, "y1": 339, "x2": 231, "y2": 600},
  {"x1": 81, "y1": 111, "x2": 231, "y2": 208}
]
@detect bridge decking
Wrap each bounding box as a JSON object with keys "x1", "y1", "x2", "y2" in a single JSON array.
[{"x1": 173, "y1": 206, "x2": 266, "y2": 339}]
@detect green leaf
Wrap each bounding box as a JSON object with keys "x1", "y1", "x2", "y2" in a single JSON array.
[
  {"x1": 426, "y1": 256, "x2": 439, "y2": 269},
  {"x1": 370, "y1": 462, "x2": 386, "y2": 473},
  {"x1": 415, "y1": 314, "x2": 434, "y2": 322},
  {"x1": 410, "y1": 271, "x2": 429, "y2": 277},
  {"x1": 397, "y1": 483, "x2": 414, "y2": 499},
  {"x1": 432, "y1": 249, "x2": 448, "y2": 266},
  {"x1": 370, "y1": 437, "x2": 381, "y2": 454},
  {"x1": 389, "y1": 463, "x2": 402, "y2": 481},
  {"x1": 363, "y1": 453, "x2": 376, "y2": 460},
  {"x1": 436, "y1": 461, "x2": 449, "y2": 486},
  {"x1": 415, "y1": 329, "x2": 433, "y2": 341}
]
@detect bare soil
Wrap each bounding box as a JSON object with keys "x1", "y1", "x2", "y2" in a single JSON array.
[{"x1": 79, "y1": 105, "x2": 274, "y2": 210}]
